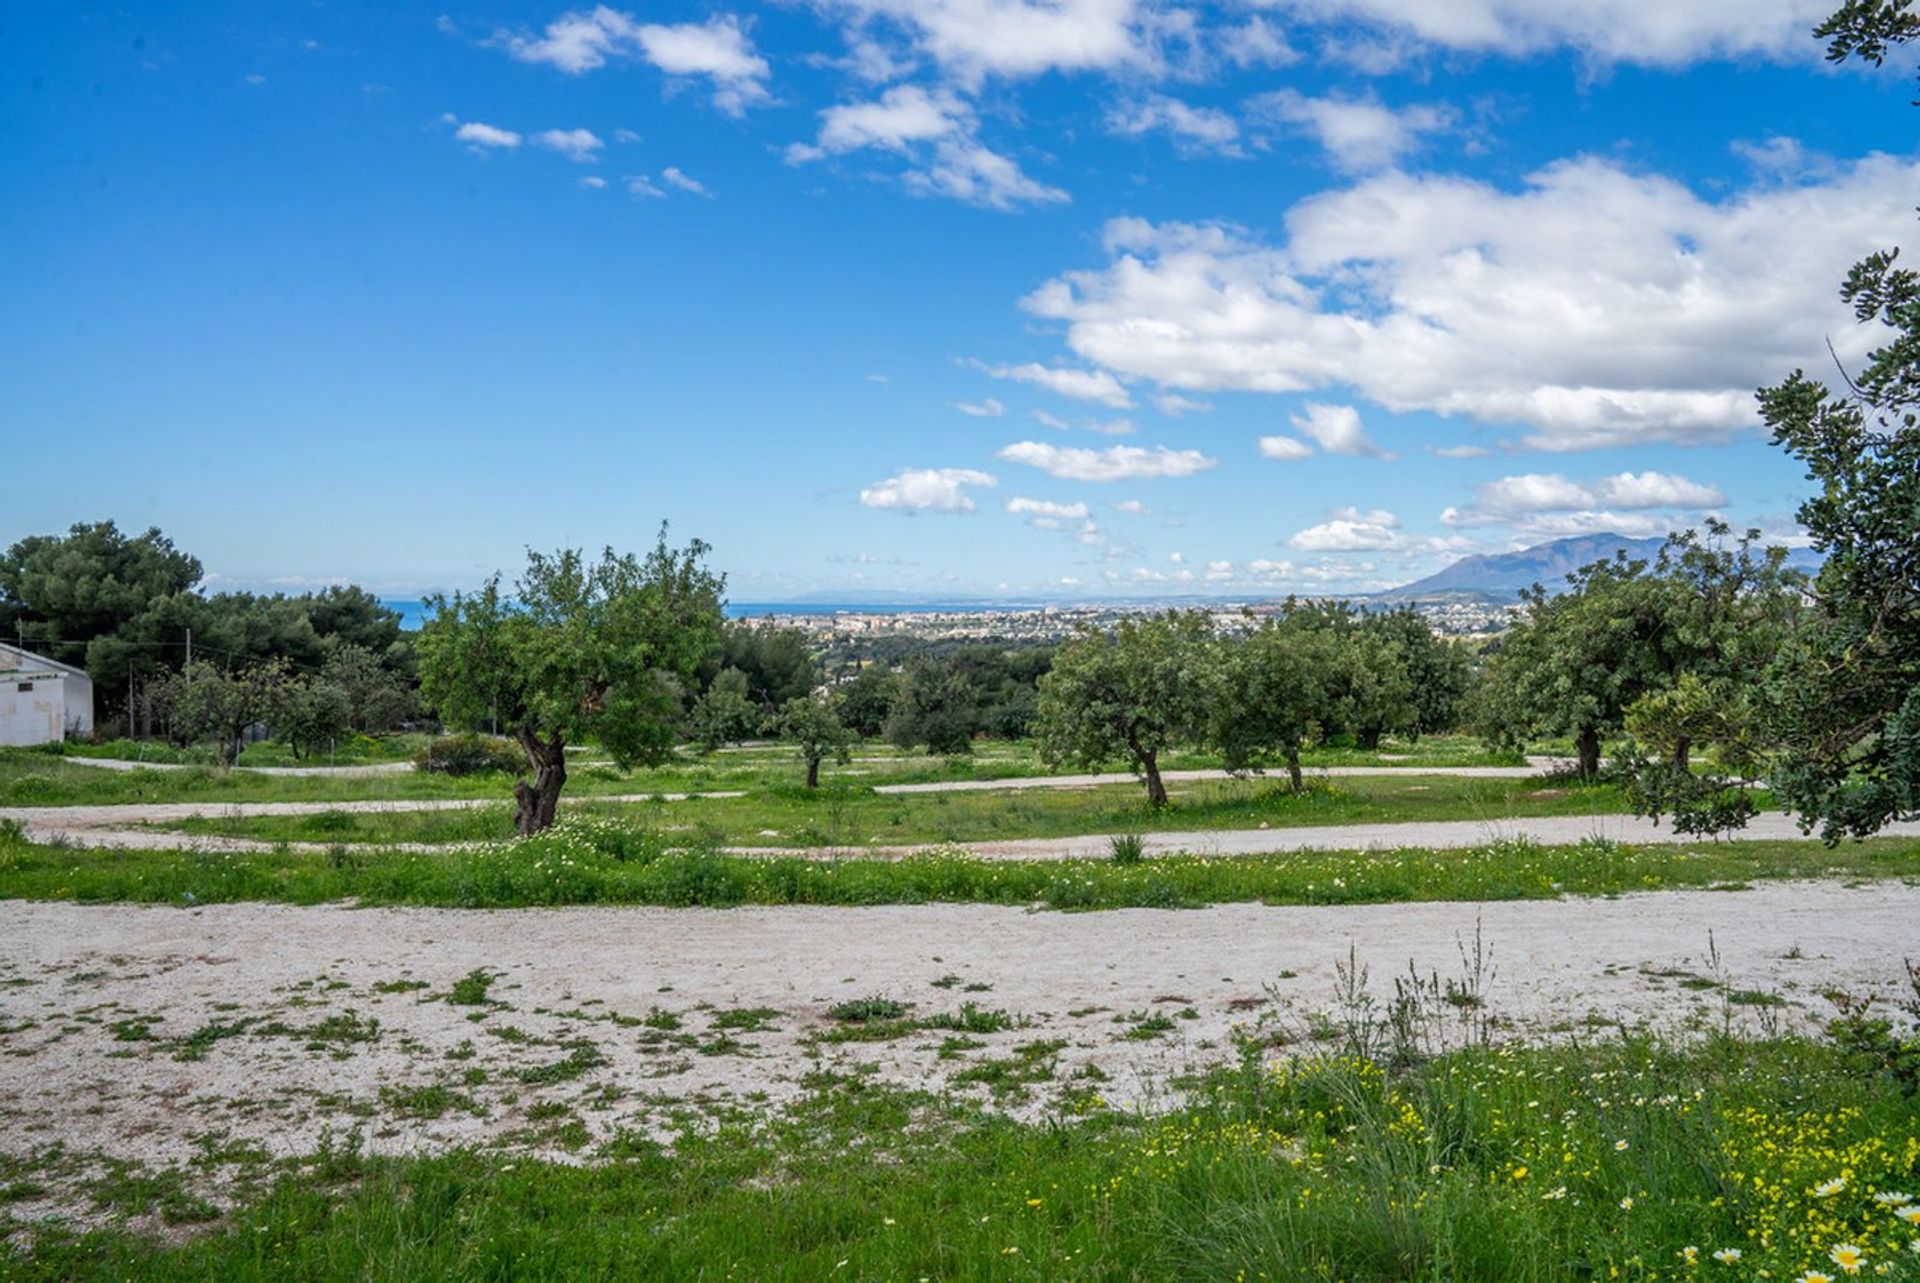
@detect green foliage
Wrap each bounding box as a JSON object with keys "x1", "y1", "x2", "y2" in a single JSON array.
[
  {"x1": 707, "y1": 622, "x2": 818, "y2": 713},
  {"x1": 775, "y1": 692, "x2": 854, "y2": 788},
  {"x1": 689, "y1": 667, "x2": 760, "y2": 751},
  {"x1": 835, "y1": 665, "x2": 901, "y2": 739},
  {"x1": 148, "y1": 660, "x2": 297, "y2": 767},
  {"x1": 318, "y1": 643, "x2": 418, "y2": 734},
  {"x1": 412, "y1": 733, "x2": 528, "y2": 777},
  {"x1": 281, "y1": 678, "x2": 353, "y2": 761},
  {"x1": 1036, "y1": 611, "x2": 1216, "y2": 805},
  {"x1": 417, "y1": 530, "x2": 724, "y2": 831}
]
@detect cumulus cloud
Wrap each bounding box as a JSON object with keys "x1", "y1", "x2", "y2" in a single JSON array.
[
  {"x1": 1291, "y1": 402, "x2": 1392, "y2": 456},
  {"x1": 859, "y1": 467, "x2": 997, "y2": 513},
  {"x1": 1287, "y1": 506, "x2": 1404, "y2": 551},
  {"x1": 815, "y1": 0, "x2": 1156, "y2": 86},
  {"x1": 661, "y1": 166, "x2": 709, "y2": 194},
  {"x1": 977, "y1": 361, "x2": 1132, "y2": 408},
  {"x1": 997, "y1": 440, "x2": 1217, "y2": 482},
  {"x1": 1441, "y1": 470, "x2": 1727, "y2": 531},
  {"x1": 1112, "y1": 498, "x2": 1150, "y2": 514},
  {"x1": 1007, "y1": 497, "x2": 1090, "y2": 520},
  {"x1": 789, "y1": 85, "x2": 1067, "y2": 209},
  {"x1": 1107, "y1": 94, "x2": 1243, "y2": 156},
  {"x1": 453, "y1": 120, "x2": 522, "y2": 149},
  {"x1": 1021, "y1": 156, "x2": 1920, "y2": 451},
  {"x1": 1431, "y1": 443, "x2": 1491, "y2": 458},
  {"x1": 533, "y1": 128, "x2": 604, "y2": 161},
  {"x1": 1264, "y1": 0, "x2": 1830, "y2": 65},
  {"x1": 1153, "y1": 392, "x2": 1212, "y2": 416},
  {"x1": 494, "y1": 9, "x2": 770, "y2": 114},
  {"x1": 1247, "y1": 90, "x2": 1450, "y2": 173},
  {"x1": 1258, "y1": 435, "x2": 1315, "y2": 460},
  {"x1": 955, "y1": 396, "x2": 1007, "y2": 417}
]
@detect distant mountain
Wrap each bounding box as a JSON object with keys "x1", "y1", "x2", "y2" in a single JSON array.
[{"x1": 1384, "y1": 533, "x2": 1819, "y2": 603}]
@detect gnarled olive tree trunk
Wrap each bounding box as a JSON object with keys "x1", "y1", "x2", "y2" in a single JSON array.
[{"x1": 513, "y1": 728, "x2": 567, "y2": 836}]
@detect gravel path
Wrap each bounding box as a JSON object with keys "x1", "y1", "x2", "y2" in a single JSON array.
[
  {"x1": 0, "y1": 884, "x2": 1911, "y2": 1178},
  {"x1": 870, "y1": 757, "x2": 1565, "y2": 794},
  {"x1": 58, "y1": 756, "x2": 416, "y2": 777},
  {"x1": 9, "y1": 799, "x2": 1918, "y2": 857}
]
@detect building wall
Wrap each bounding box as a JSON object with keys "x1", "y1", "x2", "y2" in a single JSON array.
[
  {"x1": 0, "y1": 673, "x2": 68, "y2": 747},
  {"x1": 0, "y1": 644, "x2": 92, "y2": 736}
]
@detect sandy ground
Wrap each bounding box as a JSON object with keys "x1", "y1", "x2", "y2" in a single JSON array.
[
  {"x1": 869, "y1": 758, "x2": 1566, "y2": 793},
  {"x1": 1, "y1": 882, "x2": 1913, "y2": 1192}
]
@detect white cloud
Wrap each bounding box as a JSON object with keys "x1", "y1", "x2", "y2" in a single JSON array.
[
  {"x1": 626, "y1": 174, "x2": 666, "y2": 198},
  {"x1": 1441, "y1": 470, "x2": 1727, "y2": 531},
  {"x1": 1287, "y1": 506, "x2": 1404, "y2": 551},
  {"x1": 1258, "y1": 435, "x2": 1314, "y2": 461},
  {"x1": 978, "y1": 361, "x2": 1132, "y2": 408},
  {"x1": 955, "y1": 396, "x2": 1007, "y2": 417},
  {"x1": 1431, "y1": 443, "x2": 1490, "y2": 458},
  {"x1": 817, "y1": 0, "x2": 1155, "y2": 86},
  {"x1": 1290, "y1": 402, "x2": 1392, "y2": 457},
  {"x1": 494, "y1": 9, "x2": 770, "y2": 114},
  {"x1": 790, "y1": 87, "x2": 1066, "y2": 210},
  {"x1": 860, "y1": 466, "x2": 998, "y2": 513},
  {"x1": 905, "y1": 139, "x2": 1070, "y2": 210},
  {"x1": 1022, "y1": 156, "x2": 1920, "y2": 451},
  {"x1": 794, "y1": 85, "x2": 964, "y2": 159},
  {"x1": 1247, "y1": 90, "x2": 1450, "y2": 173},
  {"x1": 1264, "y1": 0, "x2": 1831, "y2": 65},
  {"x1": 1031, "y1": 410, "x2": 1071, "y2": 430},
  {"x1": 579, "y1": 175, "x2": 608, "y2": 189},
  {"x1": 1153, "y1": 392, "x2": 1212, "y2": 416},
  {"x1": 1113, "y1": 498, "x2": 1150, "y2": 514},
  {"x1": 1086, "y1": 417, "x2": 1136, "y2": 435},
  {"x1": 661, "y1": 166, "x2": 709, "y2": 194},
  {"x1": 453, "y1": 120, "x2": 522, "y2": 149},
  {"x1": 1007, "y1": 497, "x2": 1090, "y2": 520},
  {"x1": 1108, "y1": 94, "x2": 1243, "y2": 156},
  {"x1": 533, "y1": 127, "x2": 604, "y2": 162},
  {"x1": 997, "y1": 440, "x2": 1217, "y2": 482}
]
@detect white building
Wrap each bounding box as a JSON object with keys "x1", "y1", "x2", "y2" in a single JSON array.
[{"x1": 0, "y1": 644, "x2": 94, "y2": 747}]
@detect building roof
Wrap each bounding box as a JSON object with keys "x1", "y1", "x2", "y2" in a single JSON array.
[{"x1": 0, "y1": 644, "x2": 90, "y2": 682}]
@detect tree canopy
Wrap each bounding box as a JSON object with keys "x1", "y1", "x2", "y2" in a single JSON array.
[{"x1": 418, "y1": 533, "x2": 725, "y2": 834}]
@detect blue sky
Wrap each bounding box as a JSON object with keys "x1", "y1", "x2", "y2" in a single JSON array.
[{"x1": 3, "y1": 2, "x2": 1914, "y2": 602}]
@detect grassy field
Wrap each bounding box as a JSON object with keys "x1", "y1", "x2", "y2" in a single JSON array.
[
  {"x1": 144, "y1": 774, "x2": 1647, "y2": 849},
  {"x1": 8, "y1": 1033, "x2": 1918, "y2": 1281},
  {"x1": 0, "y1": 735, "x2": 1530, "y2": 809},
  {"x1": 4, "y1": 824, "x2": 1916, "y2": 910}
]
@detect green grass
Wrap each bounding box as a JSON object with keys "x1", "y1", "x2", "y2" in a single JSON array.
[
  {"x1": 8, "y1": 1036, "x2": 1918, "y2": 1281},
  {"x1": 0, "y1": 734, "x2": 1524, "y2": 809},
  {"x1": 1, "y1": 824, "x2": 1914, "y2": 910},
  {"x1": 143, "y1": 775, "x2": 1647, "y2": 849}
]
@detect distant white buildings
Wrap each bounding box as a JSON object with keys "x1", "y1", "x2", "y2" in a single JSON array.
[{"x1": 0, "y1": 644, "x2": 94, "y2": 747}]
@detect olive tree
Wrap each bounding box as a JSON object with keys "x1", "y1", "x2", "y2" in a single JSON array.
[
  {"x1": 1034, "y1": 611, "x2": 1215, "y2": 806},
  {"x1": 152, "y1": 658, "x2": 296, "y2": 767},
  {"x1": 1209, "y1": 619, "x2": 1338, "y2": 791},
  {"x1": 418, "y1": 534, "x2": 724, "y2": 836},
  {"x1": 776, "y1": 692, "x2": 854, "y2": 789}
]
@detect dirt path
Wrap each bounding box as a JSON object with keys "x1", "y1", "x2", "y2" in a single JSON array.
[
  {"x1": 60, "y1": 757, "x2": 416, "y2": 778},
  {"x1": 9, "y1": 797, "x2": 1919, "y2": 857},
  {"x1": 870, "y1": 757, "x2": 1565, "y2": 794},
  {"x1": 0, "y1": 884, "x2": 1911, "y2": 1182}
]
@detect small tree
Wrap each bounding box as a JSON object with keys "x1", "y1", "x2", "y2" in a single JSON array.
[
  {"x1": 884, "y1": 658, "x2": 980, "y2": 756},
  {"x1": 418, "y1": 534, "x2": 724, "y2": 835},
  {"x1": 1210, "y1": 620, "x2": 1337, "y2": 790},
  {"x1": 690, "y1": 667, "x2": 759, "y2": 752},
  {"x1": 777, "y1": 692, "x2": 854, "y2": 788},
  {"x1": 154, "y1": 659, "x2": 296, "y2": 767},
  {"x1": 836, "y1": 666, "x2": 900, "y2": 739},
  {"x1": 319, "y1": 643, "x2": 418, "y2": 733},
  {"x1": 283, "y1": 677, "x2": 353, "y2": 760},
  {"x1": 1035, "y1": 611, "x2": 1215, "y2": 806}
]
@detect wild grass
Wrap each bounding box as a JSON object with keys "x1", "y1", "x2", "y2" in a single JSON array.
[
  {"x1": 8, "y1": 1033, "x2": 1918, "y2": 1281},
  {"x1": 0, "y1": 734, "x2": 1525, "y2": 809},
  {"x1": 1, "y1": 824, "x2": 1914, "y2": 911},
  {"x1": 145, "y1": 774, "x2": 1644, "y2": 849}
]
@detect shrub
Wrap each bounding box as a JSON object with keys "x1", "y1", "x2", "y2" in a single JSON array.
[
  {"x1": 413, "y1": 734, "x2": 527, "y2": 777},
  {"x1": 1109, "y1": 833, "x2": 1146, "y2": 865}
]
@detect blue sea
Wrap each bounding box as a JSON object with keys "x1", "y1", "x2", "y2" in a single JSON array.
[{"x1": 380, "y1": 598, "x2": 1042, "y2": 632}]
